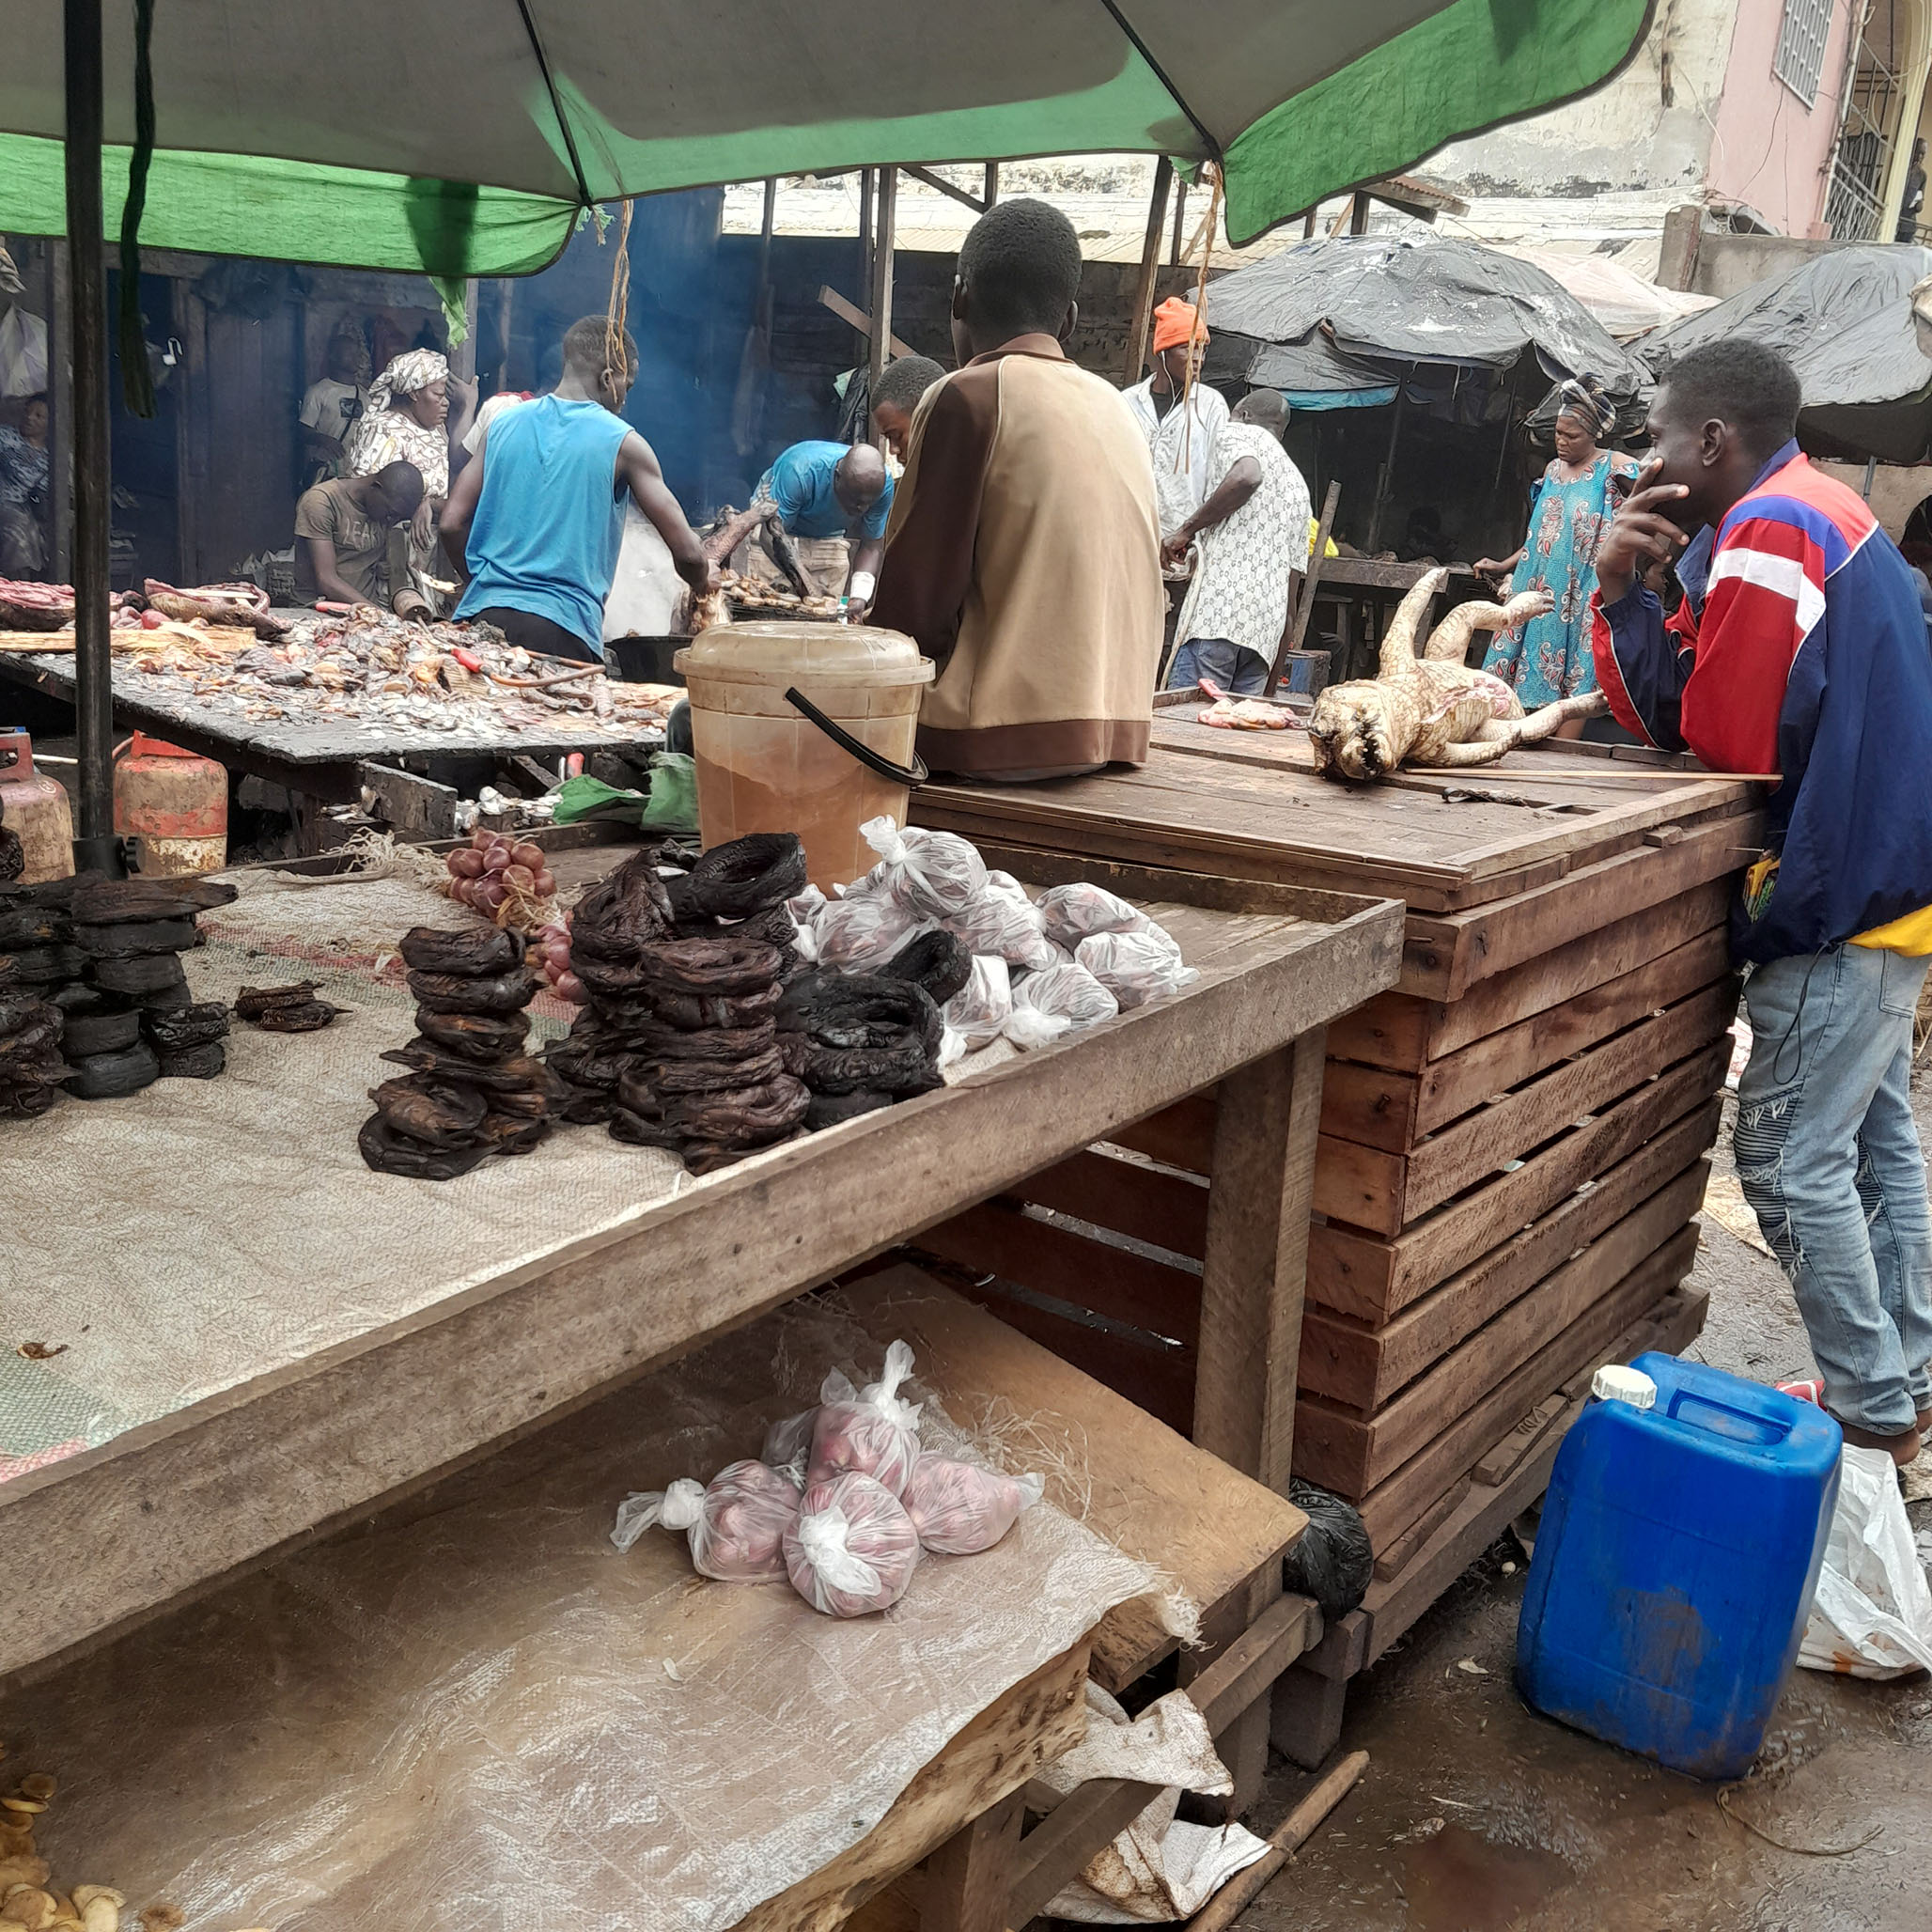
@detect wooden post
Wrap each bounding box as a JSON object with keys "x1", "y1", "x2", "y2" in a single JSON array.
[
  {"x1": 867, "y1": 165, "x2": 896, "y2": 407},
  {"x1": 858, "y1": 166, "x2": 875, "y2": 314},
  {"x1": 1302, "y1": 206, "x2": 1317, "y2": 239},
  {"x1": 982, "y1": 162, "x2": 999, "y2": 208},
  {"x1": 1192, "y1": 1030, "x2": 1328, "y2": 1491},
  {"x1": 1348, "y1": 189, "x2": 1371, "y2": 235},
  {"x1": 1267, "y1": 477, "x2": 1340, "y2": 696},
  {"x1": 922, "y1": 1788, "x2": 1022, "y2": 1932},
  {"x1": 447, "y1": 278, "x2": 480, "y2": 380},
  {"x1": 1123, "y1": 156, "x2": 1173, "y2": 386},
  {"x1": 64, "y1": 0, "x2": 117, "y2": 869},
  {"x1": 47, "y1": 240, "x2": 72, "y2": 584},
  {"x1": 1364, "y1": 377, "x2": 1409, "y2": 555},
  {"x1": 1171, "y1": 178, "x2": 1190, "y2": 264}
]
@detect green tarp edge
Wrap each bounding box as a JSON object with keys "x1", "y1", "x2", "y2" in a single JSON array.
[
  {"x1": 1222, "y1": 0, "x2": 1656, "y2": 247},
  {"x1": 0, "y1": 133, "x2": 577, "y2": 277}
]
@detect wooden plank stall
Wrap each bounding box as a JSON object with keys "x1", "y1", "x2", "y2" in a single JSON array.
[
  {"x1": 0, "y1": 851, "x2": 1400, "y2": 1689},
  {"x1": 0, "y1": 1275, "x2": 1311, "y2": 1932},
  {"x1": 912, "y1": 724, "x2": 1763, "y2": 1766}
]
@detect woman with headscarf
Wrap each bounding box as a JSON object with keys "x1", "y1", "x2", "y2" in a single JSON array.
[
  {"x1": 345, "y1": 347, "x2": 476, "y2": 589},
  {"x1": 1475, "y1": 376, "x2": 1637, "y2": 721}
]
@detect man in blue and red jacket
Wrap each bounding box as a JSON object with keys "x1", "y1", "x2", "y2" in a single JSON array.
[{"x1": 1593, "y1": 338, "x2": 1932, "y2": 1465}]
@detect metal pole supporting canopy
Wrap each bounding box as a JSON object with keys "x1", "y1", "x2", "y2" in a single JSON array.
[{"x1": 63, "y1": 0, "x2": 123, "y2": 876}]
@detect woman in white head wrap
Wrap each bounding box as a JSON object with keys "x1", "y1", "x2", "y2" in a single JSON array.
[{"x1": 345, "y1": 348, "x2": 476, "y2": 593}]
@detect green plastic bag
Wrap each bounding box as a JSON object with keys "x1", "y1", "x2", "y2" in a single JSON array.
[
  {"x1": 550, "y1": 774, "x2": 644, "y2": 827},
  {"x1": 637, "y1": 753, "x2": 699, "y2": 834}
]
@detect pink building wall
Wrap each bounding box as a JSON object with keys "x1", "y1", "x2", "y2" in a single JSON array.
[{"x1": 1706, "y1": 0, "x2": 1858, "y2": 236}]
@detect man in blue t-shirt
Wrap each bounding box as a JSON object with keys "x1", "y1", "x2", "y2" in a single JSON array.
[
  {"x1": 442, "y1": 316, "x2": 713, "y2": 662},
  {"x1": 743, "y1": 439, "x2": 892, "y2": 611}
]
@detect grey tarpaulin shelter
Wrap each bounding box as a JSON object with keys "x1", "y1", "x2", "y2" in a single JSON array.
[
  {"x1": 4, "y1": 0, "x2": 1659, "y2": 865},
  {"x1": 1644, "y1": 245, "x2": 1932, "y2": 466}
]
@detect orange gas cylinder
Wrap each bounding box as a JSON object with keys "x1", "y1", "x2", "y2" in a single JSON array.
[
  {"x1": 0, "y1": 730, "x2": 75, "y2": 884},
  {"x1": 113, "y1": 733, "x2": 228, "y2": 876}
]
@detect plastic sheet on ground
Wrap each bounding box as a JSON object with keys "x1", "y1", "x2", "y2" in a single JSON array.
[
  {"x1": 1797, "y1": 1442, "x2": 1932, "y2": 1680},
  {"x1": 3, "y1": 1298, "x2": 1157, "y2": 1932}
]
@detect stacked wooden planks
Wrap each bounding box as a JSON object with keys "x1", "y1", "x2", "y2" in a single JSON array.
[{"x1": 911, "y1": 725, "x2": 1762, "y2": 1582}]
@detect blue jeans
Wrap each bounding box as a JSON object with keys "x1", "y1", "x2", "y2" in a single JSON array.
[
  {"x1": 1168, "y1": 637, "x2": 1269, "y2": 695},
  {"x1": 1735, "y1": 944, "x2": 1932, "y2": 1433}
]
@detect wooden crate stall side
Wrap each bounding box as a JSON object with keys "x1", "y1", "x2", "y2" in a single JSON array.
[
  {"x1": 1307, "y1": 1044, "x2": 1729, "y2": 1323},
  {"x1": 1356, "y1": 1222, "x2": 1704, "y2": 1550},
  {"x1": 1398, "y1": 811, "x2": 1763, "y2": 1001},
  {"x1": 1319, "y1": 919, "x2": 1733, "y2": 1151},
  {"x1": 1327, "y1": 877, "x2": 1734, "y2": 1072},
  {"x1": 1313, "y1": 977, "x2": 1739, "y2": 1237},
  {"x1": 1299, "y1": 1106, "x2": 1722, "y2": 1408},
  {"x1": 1293, "y1": 1164, "x2": 1711, "y2": 1496}
]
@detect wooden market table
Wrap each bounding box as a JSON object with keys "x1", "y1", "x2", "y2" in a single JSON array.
[
  {"x1": 0, "y1": 644, "x2": 664, "y2": 846},
  {"x1": 912, "y1": 719, "x2": 1766, "y2": 1765},
  {"x1": 0, "y1": 848, "x2": 1400, "y2": 1690}
]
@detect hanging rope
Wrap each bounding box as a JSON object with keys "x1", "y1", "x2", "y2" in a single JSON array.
[
  {"x1": 1176, "y1": 162, "x2": 1223, "y2": 480},
  {"x1": 603, "y1": 200, "x2": 634, "y2": 399},
  {"x1": 118, "y1": 0, "x2": 157, "y2": 418}
]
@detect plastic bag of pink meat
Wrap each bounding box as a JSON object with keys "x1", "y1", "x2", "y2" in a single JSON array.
[{"x1": 617, "y1": 1338, "x2": 1046, "y2": 1616}]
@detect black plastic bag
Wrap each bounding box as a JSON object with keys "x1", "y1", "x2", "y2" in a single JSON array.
[{"x1": 1283, "y1": 1478, "x2": 1374, "y2": 1620}]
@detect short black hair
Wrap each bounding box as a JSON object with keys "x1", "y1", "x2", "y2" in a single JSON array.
[
  {"x1": 957, "y1": 197, "x2": 1083, "y2": 339},
  {"x1": 372, "y1": 460, "x2": 425, "y2": 509},
  {"x1": 561, "y1": 314, "x2": 639, "y2": 381},
  {"x1": 1659, "y1": 339, "x2": 1801, "y2": 456},
  {"x1": 872, "y1": 355, "x2": 946, "y2": 416},
  {"x1": 1234, "y1": 388, "x2": 1288, "y2": 435}
]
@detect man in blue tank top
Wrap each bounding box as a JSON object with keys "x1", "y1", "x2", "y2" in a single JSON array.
[{"x1": 443, "y1": 316, "x2": 712, "y2": 662}]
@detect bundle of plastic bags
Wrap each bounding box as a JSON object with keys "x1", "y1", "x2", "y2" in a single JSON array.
[
  {"x1": 1006, "y1": 961, "x2": 1119, "y2": 1048},
  {"x1": 811, "y1": 890, "x2": 928, "y2": 973},
  {"x1": 901, "y1": 1454, "x2": 1044, "y2": 1555},
  {"x1": 943, "y1": 955, "x2": 1014, "y2": 1049},
  {"x1": 611, "y1": 1457, "x2": 802, "y2": 1581},
  {"x1": 1036, "y1": 882, "x2": 1153, "y2": 950},
  {"x1": 1075, "y1": 928, "x2": 1198, "y2": 1011},
  {"x1": 858, "y1": 817, "x2": 988, "y2": 920},
  {"x1": 946, "y1": 871, "x2": 1058, "y2": 972},
  {"x1": 808, "y1": 1338, "x2": 924, "y2": 1494},
  {"x1": 784, "y1": 1472, "x2": 924, "y2": 1615}
]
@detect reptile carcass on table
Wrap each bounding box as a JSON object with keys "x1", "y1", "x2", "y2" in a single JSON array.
[{"x1": 1305, "y1": 568, "x2": 1604, "y2": 780}]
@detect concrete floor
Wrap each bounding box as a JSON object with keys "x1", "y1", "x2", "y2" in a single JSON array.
[{"x1": 1239, "y1": 1067, "x2": 1932, "y2": 1932}]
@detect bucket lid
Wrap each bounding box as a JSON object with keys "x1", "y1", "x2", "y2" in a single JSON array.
[
  {"x1": 674, "y1": 620, "x2": 934, "y2": 691},
  {"x1": 1591, "y1": 1364, "x2": 1658, "y2": 1410}
]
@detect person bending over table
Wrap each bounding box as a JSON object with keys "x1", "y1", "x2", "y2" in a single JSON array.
[
  {"x1": 441, "y1": 315, "x2": 712, "y2": 663},
  {"x1": 709, "y1": 438, "x2": 894, "y2": 613},
  {"x1": 1164, "y1": 388, "x2": 1312, "y2": 696},
  {"x1": 870, "y1": 197, "x2": 1162, "y2": 782},
  {"x1": 1593, "y1": 338, "x2": 1932, "y2": 1469},
  {"x1": 291, "y1": 461, "x2": 429, "y2": 617}
]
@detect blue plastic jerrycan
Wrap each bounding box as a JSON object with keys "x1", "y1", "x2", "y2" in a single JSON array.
[{"x1": 1516, "y1": 1353, "x2": 1842, "y2": 1780}]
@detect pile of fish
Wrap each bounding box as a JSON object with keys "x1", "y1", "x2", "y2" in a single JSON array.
[
  {"x1": 0, "y1": 872, "x2": 238, "y2": 1111},
  {"x1": 547, "y1": 836, "x2": 816, "y2": 1173},
  {"x1": 358, "y1": 925, "x2": 558, "y2": 1179}
]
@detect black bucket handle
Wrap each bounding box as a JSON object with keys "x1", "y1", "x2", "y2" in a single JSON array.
[{"x1": 783, "y1": 686, "x2": 927, "y2": 788}]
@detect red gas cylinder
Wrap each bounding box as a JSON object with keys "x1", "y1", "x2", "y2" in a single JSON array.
[
  {"x1": 0, "y1": 730, "x2": 75, "y2": 884},
  {"x1": 113, "y1": 733, "x2": 228, "y2": 876}
]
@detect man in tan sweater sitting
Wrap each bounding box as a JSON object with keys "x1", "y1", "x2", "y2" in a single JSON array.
[{"x1": 870, "y1": 198, "x2": 1163, "y2": 781}]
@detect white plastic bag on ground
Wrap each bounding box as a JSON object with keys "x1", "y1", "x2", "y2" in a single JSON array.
[
  {"x1": 859, "y1": 816, "x2": 987, "y2": 919},
  {"x1": 806, "y1": 1339, "x2": 923, "y2": 1493},
  {"x1": 787, "y1": 886, "x2": 828, "y2": 964},
  {"x1": 611, "y1": 1458, "x2": 803, "y2": 1581},
  {"x1": 1076, "y1": 928, "x2": 1198, "y2": 1011},
  {"x1": 1006, "y1": 960, "x2": 1118, "y2": 1048},
  {"x1": 901, "y1": 1454, "x2": 1044, "y2": 1554},
  {"x1": 943, "y1": 955, "x2": 1013, "y2": 1049},
  {"x1": 1027, "y1": 1682, "x2": 1270, "y2": 1923},
  {"x1": 783, "y1": 1471, "x2": 923, "y2": 1615},
  {"x1": 1036, "y1": 882, "x2": 1153, "y2": 950},
  {"x1": 1797, "y1": 1442, "x2": 1932, "y2": 1678}
]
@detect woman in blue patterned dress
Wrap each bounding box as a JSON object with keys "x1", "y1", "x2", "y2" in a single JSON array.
[{"x1": 1474, "y1": 377, "x2": 1637, "y2": 724}]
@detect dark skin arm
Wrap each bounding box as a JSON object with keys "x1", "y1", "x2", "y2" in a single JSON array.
[
  {"x1": 615, "y1": 431, "x2": 713, "y2": 595},
  {"x1": 438, "y1": 437, "x2": 486, "y2": 587},
  {"x1": 303, "y1": 536, "x2": 376, "y2": 609},
  {"x1": 848, "y1": 532, "x2": 885, "y2": 606},
  {"x1": 1161, "y1": 456, "x2": 1262, "y2": 569}
]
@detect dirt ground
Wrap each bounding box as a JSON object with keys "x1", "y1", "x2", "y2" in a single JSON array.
[{"x1": 1239, "y1": 1065, "x2": 1932, "y2": 1932}]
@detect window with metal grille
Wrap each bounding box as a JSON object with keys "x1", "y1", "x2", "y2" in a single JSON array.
[{"x1": 1774, "y1": 0, "x2": 1835, "y2": 106}]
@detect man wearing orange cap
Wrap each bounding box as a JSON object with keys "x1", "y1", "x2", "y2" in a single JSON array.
[{"x1": 1124, "y1": 296, "x2": 1229, "y2": 546}]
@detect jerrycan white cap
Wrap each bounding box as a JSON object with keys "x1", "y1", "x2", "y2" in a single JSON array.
[{"x1": 1591, "y1": 1364, "x2": 1658, "y2": 1410}]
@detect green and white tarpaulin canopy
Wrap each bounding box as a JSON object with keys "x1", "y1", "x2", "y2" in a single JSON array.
[{"x1": 0, "y1": 0, "x2": 1654, "y2": 273}]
